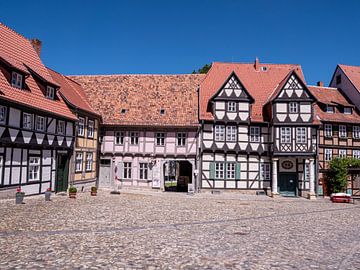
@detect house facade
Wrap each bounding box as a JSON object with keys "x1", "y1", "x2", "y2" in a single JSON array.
[
  {"x1": 0, "y1": 23, "x2": 76, "y2": 196},
  {"x1": 71, "y1": 74, "x2": 204, "y2": 192},
  {"x1": 198, "y1": 60, "x2": 318, "y2": 197}
]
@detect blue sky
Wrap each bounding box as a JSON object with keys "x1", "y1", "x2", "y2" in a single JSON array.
[{"x1": 1, "y1": 0, "x2": 360, "y2": 85}]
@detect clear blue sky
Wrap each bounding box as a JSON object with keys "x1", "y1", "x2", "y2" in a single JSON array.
[{"x1": 1, "y1": 0, "x2": 360, "y2": 85}]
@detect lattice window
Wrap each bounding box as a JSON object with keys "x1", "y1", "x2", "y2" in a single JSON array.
[
  {"x1": 296, "y1": 127, "x2": 306, "y2": 143},
  {"x1": 260, "y1": 163, "x2": 271, "y2": 180},
  {"x1": 250, "y1": 127, "x2": 260, "y2": 142},
  {"x1": 226, "y1": 163, "x2": 235, "y2": 179},
  {"x1": 325, "y1": 149, "x2": 332, "y2": 161},
  {"x1": 215, "y1": 162, "x2": 224, "y2": 179},
  {"x1": 339, "y1": 149, "x2": 347, "y2": 158},
  {"x1": 281, "y1": 127, "x2": 291, "y2": 143},
  {"x1": 289, "y1": 102, "x2": 299, "y2": 113},
  {"x1": 339, "y1": 125, "x2": 347, "y2": 138},
  {"x1": 226, "y1": 126, "x2": 237, "y2": 142},
  {"x1": 324, "y1": 124, "x2": 332, "y2": 137},
  {"x1": 227, "y1": 101, "x2": 236, "y2": 112},
  {"x1": 353, "y1": 150, "x2": 360, "y2": 160},
  {"x1": 215, "y1": 125, "x2": 225, "y2": 141},
  {"x1": 353, "y1": 126, "x2": 360, "y2": 139}
]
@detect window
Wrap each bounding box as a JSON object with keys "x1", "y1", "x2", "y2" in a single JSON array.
[
  {"x1": 28, "y1": 157, "x2": 40, "y2": 181},
  {"x1": 78, "y1": 117, "x2": 85, "y2": 136},
  {"x1": 339, "y1": 149, "x2": 347, "y2": 158},
  {"x1": 344, "y1": 107, "x2": 352, "y2": 114},
  {"x1": 75, "y1": 152, "x2": 83, "y2": 172},
  {"x1": 57, "y1": 120, "x2": 65, "y2": 135},
  {"x1": 289, "y1": 102, "x2": 299, "y2": 113},
  {"x1": 215, "y1": 125, "x2": 225, "y2": 141},
  {"x1": 226, "y1": 163, "x2": 235, "y2": 179},
  {"x1": 250, "y1": 127, "x2": 260, "y2": 142},
  {"x1": 87, "y1": 120, "x2": 94, "y2": 138},
  {"x1": 115, "y1": 131, "x2": 124, "y2": 145},
  {"x1": 353, "y1": 126, "x2": 360, "y2": 139},
  {"x1": 130, "y1": 132, "x2": 139, "y2": 145},
  {"x1": 325, "y1": 149, "x2": 332, "y2": 161},
  {"x1": 324, "y1": 124, "x2": 332, "y2": 137},
  {"x1": 156, "y1": 132, "x2": 165, "y2": 146},
  {"x1": 123, "y1": 162, "x2": 132, "y2": 179},
  {"x1": 0, "y1": 106, "x2": 6, "y2": 124},
  {"x1": 46, "y1": 86, "x2": 55, "y2": 99},
  {"x1": 177, "y1": 133, "x2": 186, "y2": 146},
  {"x1": 226, "y1": 126, "x2": 237, "y2": 142},
  {"x1": 35, "y1": 116, "x2": 45, "y2": 131},
  {"x1": 304, "y1": 163, "x2": 310, "y2": 181},
  {"x1": 160, "y1": 109, "x2": 165, "y2": 115},
  {"x1": 353, "y1": 150, "x2": 360, "y2": 159},
  {"x1": 11, "y1": 72, "x2": 23, "y2": 89},
  {"x1": 227, "y1": 102, "x2": 236, "y2": 112},
  {"x1": 23, "y1": 113, "x2": 32, "y2": 130},
  {"x1": 121, "y1": 109, "x2": 127, "y2": 114},
  {"x1": 86, "y1": 153, "x2": 93, "y2": 171},
  {"x1": 280, "y1": 127, "x2": 291, "y2": 143},
  {"x1": 296, "y1": 127, "x2": 307, "y2": 143},
  {"x1": 260, "y1": 163, "x2": 270, "y2": 180},
  {"x1": 139, "y1": 163, "x2": 148, "y2": 180},
  {"x1": 336, "y1": 74, "x2": 341, "y2": 85},
  {"x1": 326, "y1": 105, "x2": 335, "y2": 113},
  {"x1": 339, "y1": 125, "x2": 347, "y2": 138},
  {"x1": 215, "y1": 162, "x2": 224, "y2": 179}
]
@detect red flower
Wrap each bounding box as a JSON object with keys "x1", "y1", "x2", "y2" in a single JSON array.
[{"x1": 16, "y1": 187, "x2": 21, "y2": 193}]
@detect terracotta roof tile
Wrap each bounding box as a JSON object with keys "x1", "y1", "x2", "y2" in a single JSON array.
[
  {"x1": 339, "y1": 64, "x2": 360, "y2": 91},
  {"x1": 70, "y1": 74, "x2": 205, "y2": 126}
]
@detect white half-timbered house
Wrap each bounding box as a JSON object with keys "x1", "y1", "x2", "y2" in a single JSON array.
[
  {"x1": 199, "y1": 60, "x2": 318, "y2": 198},
  {"x1": 0, "y1": 23, "x2": 76, "y2": 196}
]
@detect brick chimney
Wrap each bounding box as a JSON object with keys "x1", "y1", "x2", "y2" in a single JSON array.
[
  {"x1": 317, "y1": 81, "x2": 324, "y2": 87},
  {"x1": 254, "y1": 57, "x2": 260, "y2": 71},
  {"x1": 30, "y1": 39, "x2": 42, "y2": 57}
]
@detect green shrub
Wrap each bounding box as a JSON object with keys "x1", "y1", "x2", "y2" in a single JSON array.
[
  {"x1": 68, "y1": 186, "x2": 77, "y2": 193},
  {"x1": 91, "y1": 186, "x2": 97, "y2": 192}
]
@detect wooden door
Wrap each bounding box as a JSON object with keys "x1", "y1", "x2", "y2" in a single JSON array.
[
  {"x1": 56, "y1": 154, "x2": 69, "y2": 192},
  {"x1": 278, "y1": 173, "x2": 297, "y2": 196}
]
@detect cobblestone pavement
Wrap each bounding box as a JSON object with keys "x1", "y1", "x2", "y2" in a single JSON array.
[{"x1": 0, "y1": 190, "x2": 359, "y2": 269}]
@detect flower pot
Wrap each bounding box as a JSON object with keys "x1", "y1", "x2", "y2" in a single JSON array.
[
  {"x1": 45, "y1": 191, "x2": 51, "y2": 201},
  {"x1": 69, "y1": 192, "x2": 77, "y2": 199},
  {"x1": 16, "y1": 193, "x2": 25, "y2": 204},
  {"x1": 91, "y1": 191, "x2": 97, "y2": 196}
]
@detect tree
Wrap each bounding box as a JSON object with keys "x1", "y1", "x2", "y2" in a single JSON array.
[{"x1": 192, "y1": 64, "x2": 211, "y2": 74}]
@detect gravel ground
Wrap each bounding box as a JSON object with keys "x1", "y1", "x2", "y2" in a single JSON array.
[{"x1": 0, "y1": 190, "x2": 359, "y2": 269}]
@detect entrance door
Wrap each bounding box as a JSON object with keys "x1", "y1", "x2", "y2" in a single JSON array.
[
  {"x1": 278, "y1": 173, "x2": 297, "y2": 196},
  {"x1": 99, "y1": 159, "x2": 111, "y2": 188},
  {"x1": 56, "y1": 154, "x2": 69, "y2": 192}
]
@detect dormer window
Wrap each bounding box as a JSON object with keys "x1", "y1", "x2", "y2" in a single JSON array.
[
  {"x1": 121, "y1": 109, "x2": 127, "y2": 114},
  {"x1": 344, "y1": 107, "x2": 352, "y2": 114},
  {"x1": 11, "y1": 71, "x2": 23, "y2": 89},
  {"x1": 160, "y1": 109, "x2": 165, "y2": 115},
  {"x1": 326, "y1": 105, "x2": 335, "y2": 113},
  {"x1": 260, "y1": 66, "x2": 268, "y2": 72},
  {"x1": 46, "y1": 86, "x2": 55, "y2": 99}
]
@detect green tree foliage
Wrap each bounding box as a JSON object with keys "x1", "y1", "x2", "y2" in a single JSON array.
[
  {"x1": 192, "y1": 64, "x2": 211, "y2": 74},
  {"x1": 327, "y1": 157, "x2": 360, "y2": 193}
]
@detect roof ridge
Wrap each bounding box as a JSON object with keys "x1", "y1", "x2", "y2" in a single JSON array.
[
  {"x1": 308, "y1": 85, "x2": 338, "y2": 90},
  {"x1": 68, "y1": 73, "x2": 205, "y2": 77},
  {"x1": 213, "y1": 61, "x2": 301, "y2": 66}
]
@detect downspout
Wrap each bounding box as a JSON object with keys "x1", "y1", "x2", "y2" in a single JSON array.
[{"x1": 196, "y1": 121, "x2": 203, "y2": 193}]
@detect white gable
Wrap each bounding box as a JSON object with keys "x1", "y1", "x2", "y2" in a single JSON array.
[
  {"x1": 224, "y1": 75, "x2": 242, "y2": 90},
  {"x1": 284, "y1": 75, "x2": 303, "y2": 90}
]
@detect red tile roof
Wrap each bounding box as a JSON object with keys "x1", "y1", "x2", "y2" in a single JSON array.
[
  {"x1": 199, "y1": 61, "x2": 305, "y2": 121},
  {"x1": 338, "y1": 64, "x2": 360, "y2": 92},
  {"x1": 47, "y1": 68, "x2": 100, "y2": 117},
  {"x1": 70, "y1": 74, "x2": 205, "y2": 126},
  {"x1": 0, "y1": 23, "x2": 76, "y2": 120}
]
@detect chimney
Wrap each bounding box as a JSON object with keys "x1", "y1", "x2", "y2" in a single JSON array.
[
  {"x1": 30, "y1": 39, "x2": 42, "y2": 57},
  {"x1": 254, "y1": 57, "x2": 260, "y2": 71},
  {"x1": 317, "y1": 81, "x2": 324, "y2": 87}
]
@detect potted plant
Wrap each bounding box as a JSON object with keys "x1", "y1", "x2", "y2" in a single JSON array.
[
  {"x1": 45, "y1": 188, "x2": 52, "y2": 201},
  {"x1": 15, "y1": 187, "x2": 25, "y2": 204},
  {"x1": 91, "y1": 186, "x2": 97, "y2": 196},
  {"x1": 68, "y1": 186, "x2": 77, "y2": 199}
]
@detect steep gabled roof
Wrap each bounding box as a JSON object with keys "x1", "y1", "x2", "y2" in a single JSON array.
[
  {"x1": 70, "y1": 74, "x2": 205, "y2": 126},
  {"x1": 199, "y1": 61, "x2": 305, "y2": 122},
  {"x1": 338, "y1": 64, "x2": 360, "y2": 92},
  {"x1": 0, "y1": 23, "x2": 76, "y2": 120}
]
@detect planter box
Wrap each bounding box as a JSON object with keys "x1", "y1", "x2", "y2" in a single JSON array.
[
  {"x1": 91, "y1": 191, "x2": 97, "y2": 196},
  {"x1": 69, "y1": 192, "x2": 77, "y2": 199},
  {"x1": 330, "y1": 193, "x2": 351, "y2": 203}
]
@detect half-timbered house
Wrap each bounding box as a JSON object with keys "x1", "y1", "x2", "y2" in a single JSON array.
[
  {"x1": 71, "y1": 74, "x2": 204, "y2": 192},
  {"x1": 199, "y1": 60, "x2": 318, "y2": 198},
  {"x1": 48, "y1": 68, "x2": 101, "y2": 191},
  {"x1": 0, "y1": 23, "x2": 76, "y2": 196}
]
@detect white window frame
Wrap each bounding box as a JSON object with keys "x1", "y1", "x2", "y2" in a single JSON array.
[
  {"x1": 28, "y1": 156, "x2": 40, "y2": 181},
  {"x1": 339, "y1": 125, "x2": 347, "y2": 138},
  {"x1": 115, "y1": 131, "x2": 124, "y2": 145},
  {"x1": 324, "y1": 124, "x2": 332, "y2": 137},
  {"x1": 86, "y1": 153, "x2": 93, "y2": 171},
  {"x1": 296, "y1": 127, "x2": 307, "y2": 144},
  {"x1": 353, "y1": 150, "x2": 360, "y2": 159},
  {"x1": 57, "y1": 120, "x2": 65, "y2": 135},
  {"x1": 78, "y1": 117, "x2": 85, "y2": 136},
  {"x1": 156, "y1": 132, "x2": 165, "y2": 146},
  {"x1": 227, "y1": 102, "x2": 236, "y2": 112},
  {"x1": 177, "y1": 133, "x2": 186, "y2": 146},
  {"x1": 35, "y1": 116, "x2": 45, "y2": 132},
  {"x1": 0, "y1": 156, "x2": 3, "y2": 184},
  {"x1": 11, "y1": 71, "x2": 23, "y2": 89},
  {"x1": 215, "y1": 162, "x2": 224, "y2": 179},
  {"x1": 304, "y1": 163, "x2": 310, "y2": 182},
  {"x1": 226, "y1": 163, "x2": 235, "y2": 179},
  {"x1": 325, "y1": 149, "x2": 333, "y2": 161},
  {"x1": 353, "y1": 126, "x2": 360, "y2": 139},
  {"x1": 0, "y1": 106, "x2": 6, "y2": 124},
  {"x1": 46, "y1": 86, "x2": 55, "y2": 99},
  {"x1": 139, "y1": 163, "x2": 148, "y2": 180},
  {"x1": 326, "y1": 105, "x2": 335, "y2": 113},
  {"x1": 280, "y1": 127, "x2": 291, "y2": 143},
  {"x1": 75, "y1": 152, "x2": 83, "y2": 172},
  {"x1": 250, "y1": 127, "x2": 260, "y2": 142},
  {"x1": 344, "y1": 107, "x2": 352, "y2": 114},
  {"x1": 130, "y1": 132, "x2": 139, "y2": 145},
  {"x1": 123, "y1": 162, "x2": 132, "y2": 179},
  {"x1": 260, "y1": 163, "x2": 271, "y2": 180},
  {"x1": 215, "y1": 125, "x2": 225, "y2": 141},
  {"x1": 226, "y1": 126, "x2": 237, "y2": 142},
  {"x1": 87, "y1": 120, "x2": 94, "y2": 138},
  {"x1": 23, "y1": 112, "x2": 32, "y2": 130},
  {"x1": 339, "y1": 149, "x2": 347, "y2": 158},
  {"x1": 289, "y1": 102, "x2": 299, "y2": 113}
]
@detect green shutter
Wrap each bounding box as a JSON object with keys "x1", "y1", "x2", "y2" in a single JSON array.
[
  {"x1": 209, "y1": 162, "x2": 215, "y2": 179},
  {"x1": 235, "y1": 163, "x2": 241, "y2": 180}
]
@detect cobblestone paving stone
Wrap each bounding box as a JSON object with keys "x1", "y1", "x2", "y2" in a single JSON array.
[{"x1": 0, "y1": 190, "x2": 359, "y2": 269}]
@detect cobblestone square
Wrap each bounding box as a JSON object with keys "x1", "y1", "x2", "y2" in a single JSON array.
[{"x1": 0, "y1": 190, "x2": 359, "y2": 269}]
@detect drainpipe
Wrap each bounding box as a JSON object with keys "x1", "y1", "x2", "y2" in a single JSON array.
[{"x1": 196, "y1": 123, "x2": 202, "y2": 193}]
